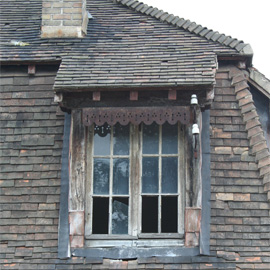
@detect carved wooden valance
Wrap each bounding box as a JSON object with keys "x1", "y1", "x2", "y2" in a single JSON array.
[{"x1": 82, "y1": 106, "x2": 191, "y2": 126}]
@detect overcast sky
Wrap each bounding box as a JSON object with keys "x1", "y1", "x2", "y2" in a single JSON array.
[{"x1": 142, "y1": 0, "x2": 270, "y2": 79}]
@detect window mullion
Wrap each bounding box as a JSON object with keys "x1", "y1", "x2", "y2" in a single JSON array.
[
  {"x1": 85, "y1": 125, "x2": 94, "y2": 235},
  {"x1": 138, "y1": 124, "x2": 143, "y2": 235},
  {"x1": 131, "y1": 124, "x2": 140, "y2": 237},
  {"x1": 179, "y1": 123, "x2": 185, "y2": 234},
  {"x1": 108, "y1": 126, "x2": 114, "y2": 234},
  {"x1": 158, "y1": 125, "x2": 162, "y2": 234}
]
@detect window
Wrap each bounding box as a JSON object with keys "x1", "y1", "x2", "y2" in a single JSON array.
[
  {"x1": 59, "y1": 108, "x2": 211, "y2": 259},
  {"x1": 85, "y1": 122, "x2": 186, "y2": 247}
]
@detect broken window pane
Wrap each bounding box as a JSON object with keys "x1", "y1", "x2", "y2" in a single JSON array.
[
  {"x1": 113, "y1": 123, "x2": 130, "y2": 155},
  {"x1": 93, "y1": 158, "x2": 110, "y2": 194},
  {"x1": 94, "y1": 125, "x2": 111, "y2": 156},
  {"x1": 161, "y1": 196, "x2": 178, "y2": 233},
  {"x1": 143, "y1": 123, "x2": 159, "y2": 154},
  {"x1": 113, "y1": 158, "x2": 129, "y2": 195},
  {"x1": 162, "y1": 123, "x2": 178, "y2": 154},
  {"x1": 112, "y1": 198, "x2": 129, "y2": 234},
  {"x1": 142, "y1": 157, "x2": 158, "y2": 193},
  {"x1": 142, "y1": 196, "x2": 158, "y2": 233},
  {"x1": 162, "y1": 157, "x2": 178, "y2": 193},
  {"x1": 92, "y1": 197, "x2": 109, "y2": 234}
]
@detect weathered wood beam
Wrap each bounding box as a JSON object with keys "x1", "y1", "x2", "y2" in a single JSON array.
[
  {"x1": 70, "y1": 110, "x2": 85, "y2": 211},
  {"x1": 185, "y1": 207, "x2": 201, "y2": 247},
  {"x1": 168, "y1": 89, "x2": 177, "y2": 100},
  {"x1": 69, "y1": 211, "x2": 84, "y2": 248},
  {"x1": 28, "y1": 64, "x2": 36, "y2": 75},
  {"x1": 93, "y1": 91, "x2": 101, "y2": 101},
  {"x1": 130, "y1": 91, "x2": 138, "y2": 101}
]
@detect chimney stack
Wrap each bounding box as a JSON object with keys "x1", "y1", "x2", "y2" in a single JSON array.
[{"x1": 41, "y1": 0, "x2": 88, "y2": 38}]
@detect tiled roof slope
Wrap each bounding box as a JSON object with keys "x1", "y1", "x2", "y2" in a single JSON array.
[
  {"x1": 0, "y1": 0, "x2": 252, "y2": 90},
  {"x1": 116, "y1": 0, "x2": 253, "y2": 55}
]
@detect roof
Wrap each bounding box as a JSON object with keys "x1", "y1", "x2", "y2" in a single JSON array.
[
  {"x1": 0, "y1": 0, "x2": 253, "y2": 91},
  {"x1": 116, "y1": 0, "x2": 252, "y2": 55},
  {"x1": 248, "y1": 68, "x2": 270, "y2": 99}
]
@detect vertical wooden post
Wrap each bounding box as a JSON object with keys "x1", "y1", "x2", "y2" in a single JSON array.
[
  {"x1": 70, "y1": 110, "x2": 85, "y2": 211},
  {"x1": 69, "y1": 110, "x2": 85, "y2": 248}
]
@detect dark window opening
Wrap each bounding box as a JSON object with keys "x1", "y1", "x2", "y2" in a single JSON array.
[
  {"x1": 161, "y1": 196, "x2": 178, "y2": 233},
  {"x1": 142, "y1": 196, "x2": 158, "y2": 233},
  {"x1": 92, "y1": 197, "x2": 109, "y2": 234}
]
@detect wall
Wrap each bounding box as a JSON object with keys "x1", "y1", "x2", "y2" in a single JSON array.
[
  {"x1": 0, "y1": 65, "x2": 65, "y2": 269},
  {"x1": 210, "y1": 65, "x2": 270, "y2": 269},
  {"x1": 0, "y1": 64, "x2": 269, "y2": 269}
]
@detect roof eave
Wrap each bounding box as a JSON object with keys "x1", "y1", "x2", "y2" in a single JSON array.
[
  {"x1": 239, "y1": 44, "x2": 253, "y2": 57},
  {"x1": 248, "y1": 67, "x2": 270, "y2": 98}
]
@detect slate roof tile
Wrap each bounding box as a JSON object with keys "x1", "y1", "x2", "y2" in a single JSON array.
[{"x1": 0, "y1": 0, "x2": 252, "y2": 91}]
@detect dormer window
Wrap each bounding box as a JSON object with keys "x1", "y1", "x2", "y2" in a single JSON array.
[{"x1": 58, "y1": 93, "x2": 212, "y2": 260}]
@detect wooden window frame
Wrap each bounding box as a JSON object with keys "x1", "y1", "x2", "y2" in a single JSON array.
[
  {"x1": 85, "y1": 124, "x2": 132, "y2": 239},
  {"x1": 58, "y1": 109, "x2": 211, "y2": 259},
  {"x1": 138, "y1": 124, "x2": 185, "y2": 238},
  {"x1": 84, "y1": 123, "x2": 186, "y2": 247}
]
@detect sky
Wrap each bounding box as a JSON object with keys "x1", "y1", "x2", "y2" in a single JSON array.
[{"x1": 142, "y1": 0, "x2": 270, "y2": 79}]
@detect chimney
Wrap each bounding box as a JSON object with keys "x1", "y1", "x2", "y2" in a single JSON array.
[{"x1": 41, "y1": 0, "x2": 89, "y2": 38}]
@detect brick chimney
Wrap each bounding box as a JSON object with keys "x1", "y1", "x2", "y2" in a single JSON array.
[{"x1": 41, "y1": 0, "x2": 88, "y2": 38}]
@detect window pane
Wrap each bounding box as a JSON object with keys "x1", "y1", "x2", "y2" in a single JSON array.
[
  {"x1": 93, "y1": 158, "x2": 110, "y2": 194},
  {"x1": 112, "y1": 198, "x2": 129, "y2": 234},
  {"x1": 92, "y1": 197, "x2": 109, "y2": 234},
  {"x1": 142, "y1": 196, "x2": 158, "y2": 233},
  {"x1": 113, "y1": 123, "x2": 130, "y2": 155},
  {"x1": 113, "y1": 158, "x2": 129, "y2": 195},
  {"x1": 161, "y1": 196, "x2": 178, "y2": 233},
  {"x1": 142, "y1": 157, "x2": 158, "y2": 193},
  {"x1": 162, "y1": 157, "x2": 178, "y2": 193},
  {"x1": 162, "y1": 123, "x2": 178, "y2": 154},
  {"x1": 142, "y1": 123, "x2": 159, "y2": 154},
  {"x1": 94, "y1": 125, "x2": 111, "y2": 156}
]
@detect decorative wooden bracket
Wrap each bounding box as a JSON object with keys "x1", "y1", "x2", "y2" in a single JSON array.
[{"x1": 82, "y1": 106, "x2": 191, "y2": 126}]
